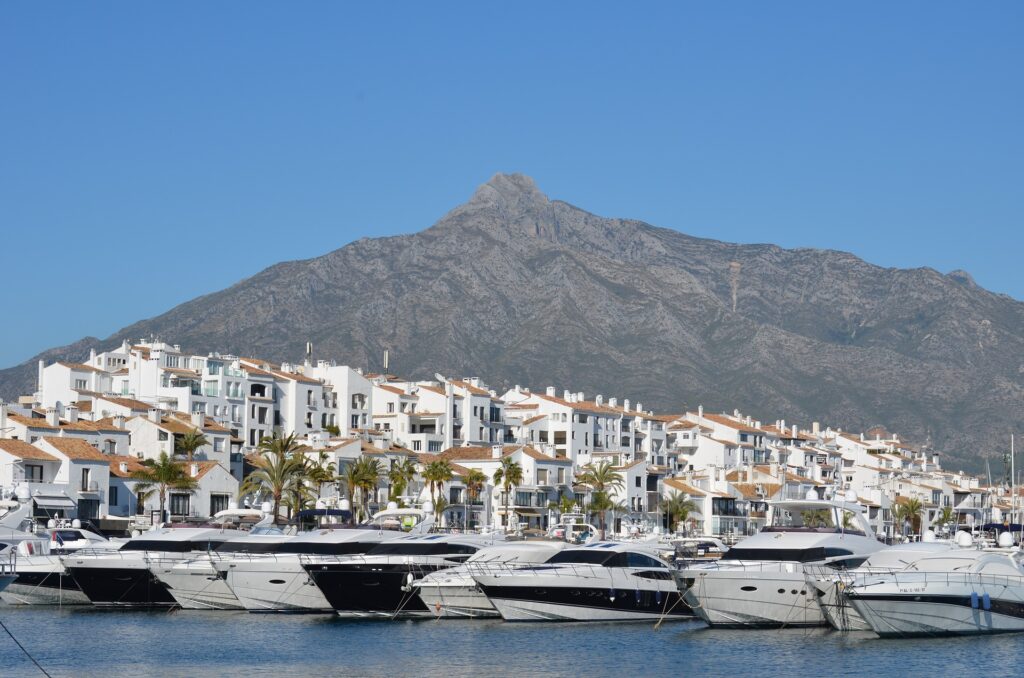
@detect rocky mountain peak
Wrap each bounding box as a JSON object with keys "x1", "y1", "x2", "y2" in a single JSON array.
[{"x1": 443, "y1": 172, "x2": 561, "y2": 241}]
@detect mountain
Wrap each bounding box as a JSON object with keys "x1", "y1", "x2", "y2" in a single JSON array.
[{"x1": 2, "y1": 173, "x2": 1021, "y2": 471}]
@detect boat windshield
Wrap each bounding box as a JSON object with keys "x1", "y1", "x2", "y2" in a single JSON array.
[
  {"x1": 721, "y1": 546, "x2": 856, "y2": 563},
  {"x1": 546, "y1": 550, "x2": 615, "y2": 565},
  {"x1": 767, "y1": 506, "x2": 864, "y2": 534},
  {"x1": 364, "y1": 542, "x2": 479, "y2": 556}
]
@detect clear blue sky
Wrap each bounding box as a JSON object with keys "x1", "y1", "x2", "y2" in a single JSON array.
[{"x1": 2, "y1": 3, "x2": 1021, "y2": 368}]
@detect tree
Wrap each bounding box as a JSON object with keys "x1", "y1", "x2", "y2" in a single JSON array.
[
  {"x1": 492, "y1": 455, "x2": 523, "y2": 531},
  {"x1": 355, "y1": 457, "x2": 384, "y2": 518},
  {"x1": 937, "y1": 505, "x2": 955, "y2": 532},
  {"x1": 664, "y1": 492, "x2": 698, "y2": 534},
  {"x1": 307, "y1": 450, "x2": 337, "y2": 500},
  {"x1": 388, "y1": 458, "x2": 418, "y2": 505},
  {"x1": 547, "y1": 494, "x2": 578, "y2": 517},
  {"x1": 131, "y1": 452, "x2": 199, "y2": 523},
  {"x1": 463, "y1": 468, "x2": 488, "y2": 530},
  {"x1": 576, "y1": 461, "x2": 624, "y2": 538},
  {"x1": 895, "y1": 498, "x2": 925, "y2": 536},
  {"x1": 239, "y1": 432, "x2": 306, "y2": 523},
  {"x1": 423, "y1": 459, "x2": 454, "y2": 522},
  {"x1": 175, "y1": 428, "x2": 209, "y2": 463}
]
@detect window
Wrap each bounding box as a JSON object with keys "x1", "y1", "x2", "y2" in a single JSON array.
[
  {"x1": 74, "y1": 379, "x2": 87, "y2": 389},
  {"x1": 169, "y1": 493, "x2": 191, "y2": 516},
  {"x1": 25, "y1": 464, "x2": 43, "y2": 482},
  {"x1": 428, "y1": 441, "x2": 441, "y2": 452},
  {"x1": 351, "y1": 414, "x2": 359, "y2": 429},
  {"x1": 110, "y1": 485, "x2": 119, "y2": 507},
  {"x1": 213, "y1": 438, "x2": 224, "y2": 453},
  {"x1": 635, "y1": 476, "x2": 642, "y2": 488},
  {"x1": 210, "y1": 493, "x2": 230, "y2": 515},
  {"x1": 387, "y1": 402, "x2": 395, "y2": 413},
  {"x1": 413, "y1": 441, "x2": 422, "y2": 451},
  {"x1": 81, "y1": 468, "x2": 92, "y2": 491}
]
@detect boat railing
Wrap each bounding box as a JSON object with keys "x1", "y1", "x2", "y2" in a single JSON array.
[{"x1": 848, "y1": 570, "x2": 1024, "y2": 590}]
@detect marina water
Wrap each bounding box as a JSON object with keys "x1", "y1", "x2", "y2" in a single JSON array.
[{"x1": 3, "y1": 607, "x2": 1024, "y2": 677}]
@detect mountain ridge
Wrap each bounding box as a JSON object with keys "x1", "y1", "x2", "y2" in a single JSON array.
[{"x1": 2, "y1": 173, "x2": 1020, "y2": 472}]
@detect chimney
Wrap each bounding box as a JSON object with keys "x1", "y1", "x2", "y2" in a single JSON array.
[
  {"x1": 860, "y1": 432, "x2": 865, "y2": 441},
  {"x1": 191, "y1": 411, "x2": 205, "y2": 429},
  {"x1": 770, "y1": 461, "x2": 780, "y2": 479},
  {"x1": 609, "y1": 397, "x2": 618, "y2": 408},
  {"x1": 173, "y1": 344, "x2": 181, "y2": 352},
  {"x1": 113, "y1": 414, "x2": 126, "y2": 430},
  {"x1": 812, "y1": 421, "x2": 820, "y2": 435},
  {"x1": 190, "y1": 462, "x2": 200, "y2": 477},
  {"x1": 792, "y1": 424, "x2": 798, "y2": 438},
  {"x1": 148, "y1": 408, "x2": 161, "y2": 423},
  {"x1": 89, "y1": 348, "x2": 97, "y2": 365},
  {"x1": 595, "y1": 395, "x2": 603, "y2": 406},
  {"x1": 563, "y1": 390, "x2": 571, "y2": 401},
  {"x1": 754, "y1": 420, "x2": 761, "y2": 429},
  {"x1": 0, "y1": 402, "x2": 7, "y2": 439},
  {"x1": 45, "y1": 407, "x2": 59, "y2": 427},
  {"x1": 514, "y1": 384, "x2": 521, "y2": 393},
  {"x1": 37, "y1": 360, "x2": 45, "y2": 392},
  {"x1": 780, "y1": 419, "x2": 786, "y2": 432},
  {"x1": 66, "y1": 404, "x2": 79, "y2": 424},
  {"x1": 746, "y1": 465, "x2": 754, "y2": 483},
  {"x1": 577, "y1": 392, "x2": 584, "y2": 402},
  {"x1": 636, "y1": 402, "x2": 642, "y2": 412},
  {"x1": 119, "y1": 462, "x2": 129, "y2": 474},
  {"x1": 733, "y1": 409, "x2": 740, "y2": 417},
  {"x1": 492, "y1": 445, "x2": 502, "y2": 459},
  {"x1": 623, "y1": 399, "x2": 630, "y2": 412},
  {"x1": 546, "y1": 386, "x2": 556, "y2": 397}
]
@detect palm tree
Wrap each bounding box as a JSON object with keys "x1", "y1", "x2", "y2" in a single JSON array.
[
  {"x1": 664, "y1": 492, "x2": 698, "y2": 534},
  {"x1": 896, "y1": 498, "x2": 925, "y2": 537},
  {"x1": 131, "y1": 452, "x2": 199, "y2": 523},
  {"x1": 576, "y1": 461, "x2": 624, "y2": 538},
  {"x1": 492, "y1": 456, "x2": 523, "y2": 532},
  {"x1": 175, "y1": 428, "x2": 209, "y2": 463},
  {"x1": 937, "y1": 505, "x2": 955, "y2": 532},
  {"x1": 307, "y1": 450, "x2": 337, "y2": 501},
  {"x1": 239, "y1": 432, "x2": 306, "y2": 523},
  {"x1": 423, "y1": 459, "x2": 454, "y2": 522},
  {"x1": 355, "y1": 457, "x2": 384, "y2": 518},
  {"x1": 388, "y1": 458, "x2": 418, "y2": 505},
  {"x1": 463, "y1": 468, "x2": 488, "y2": 530},
  {"x1": 547, "y1": 494, "x2": 578, "y2": 517}
]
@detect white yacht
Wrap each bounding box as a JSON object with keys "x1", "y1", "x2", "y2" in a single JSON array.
[
  {"x1": 63, "y1": 526, "x2": 248, "y2": 607},
  {"x1": 804, "y1": 540, "x2": 957, "y2": 631},
  {"x1": 472, "y1": 541, "x2": 691, "y2": 622},
  {"x1": 845, "y1": 545, "x2": 1024, "y2": 637},
  {"x1": 218, "y1": 508, "x2": 432, "y2": 613},
  {"x1": 413, "y1": 540, "x2": 568, "y2": 618},
  {"x1": 1, "y1": 527, "x2": 110, "y2": 605},
  {"x1": 677, "y1": 495, "x2": 883, "y2": 628},
  {"x1": 150, "y1": 528, "x2": 289, "y2": 610},
  {"x1": 303, "y1": 533, "x2": 501, "y2": 617}
]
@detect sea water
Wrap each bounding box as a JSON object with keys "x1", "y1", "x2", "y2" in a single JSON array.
[{"x1": 1, "y1": 606, "x2": 1023, "y2": 677}]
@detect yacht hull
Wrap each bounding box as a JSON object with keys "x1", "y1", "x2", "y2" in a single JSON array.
[
  {"x1": 66, "y1": 565, "x2": 177, "y2": 607},
  {"x1": 480, "y1": 584, "x2": 689, "y2": 622},
  {"x1": 680, "y1": 569, "x2": 826, "y2": 628},
  {"x1": 220, "y1": 557, "x2": 332, "y2": 612},
  {"x1": 2, "y1": 567, "x2": 90, "y2": 606},
  {"x1": 848, "y1": 591, "x2": 1024, "y2": 637},
  {"x1": 151, "y1": 559, "x2": 243, "y2": 610},
  {"x1": 415, "y1": 583, "x2": 499, "y2": 618},
  {"x1": 305, "y1": 563, "x2": 439, "y2": 617},
  {"x1": 804, "y1": 573, "x2": 871, "y2": 631}
]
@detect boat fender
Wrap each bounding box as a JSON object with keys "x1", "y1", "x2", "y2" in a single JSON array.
[
  {"x1": 609, "y1": 588, "x2": 616, "y2": 602},
  {"x1": 635, "y1": 590, "x2": 641, "y2": 605},
  {"x1": 401, "y1": 572, "x2": 414, "y2": 592},
  {"x1": 655, "y1": 591, "x2": 662, "y2": 604},
  {"x1": 982, "y1": 593, "x2": 991, "y2": 611},
  {"x1": 970, "y1": 592, "x2": 979, "y2": 609}
]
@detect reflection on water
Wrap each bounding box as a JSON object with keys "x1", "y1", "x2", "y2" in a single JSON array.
[{"x1": 1, "y1": 607, "x2": 1023, "y2": 677}]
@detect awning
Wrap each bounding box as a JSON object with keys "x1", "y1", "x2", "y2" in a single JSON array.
[
  {"x1": 514, "y1": 508, "x2": 545, "y2": 516},
  {"x1": 34, "y1": 496, "x2": 76, "y2": 509}
]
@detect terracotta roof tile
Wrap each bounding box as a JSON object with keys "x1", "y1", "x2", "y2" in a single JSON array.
[
  {"x1": 0, "y1": 439, "x2": 59, "y2": 461},
  {"x1": 41, "y1": 437, "x2": 109, "y2": 461}
]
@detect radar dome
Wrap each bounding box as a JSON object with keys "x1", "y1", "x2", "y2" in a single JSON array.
[
  {"x1": 260, "y1": 501, "x2": 273, "y2": 515},
  {"x1": 998, "y1": 532, "x2": 1014, "y2": 548},
  {"x1": 339, "y1": 499, "x2": 351, "y2": 511},
  {"x1": 922, "y1": 529, "x2": 936, "y2": 542},
  {"x1": 387, "y1": 501, "x2": 399, "y2": 511},
  {"x1": 805, "y1": 489, "x2": 818, "y2": 501},
  {"x1": 71, "y1": 519, "x2": 81, "y2": 528},
  {"x1": 955, "y1": 531, "x2": 974, "y2": 547},
  {"x1": 844, "y1": 489, "x2": 858, "y2": 503},
  {"x1": 422, "y1": 500, "x2": 434, "y2": 515}
]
